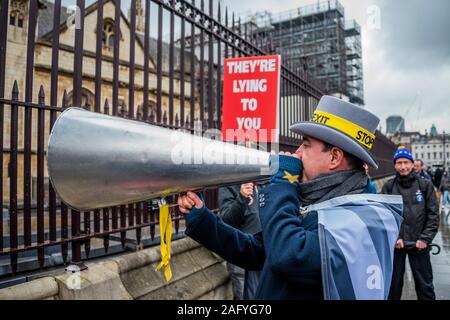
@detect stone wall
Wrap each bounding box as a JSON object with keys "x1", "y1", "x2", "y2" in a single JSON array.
[{"x1": 0, "y1": 237, "x2": 232, "y2": 300}]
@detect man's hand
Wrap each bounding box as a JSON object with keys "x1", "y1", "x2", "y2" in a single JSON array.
[
  {"x1": 396, "y1": 239, "x2": 404, "y2": 249},
  {"x1": 416, "y1": 240, "x2": 428, "y2": 250},
  {"x1": 269, "y1": 151, "x2": 303, "y2": 186},
  {"x1": 178, "y1": 191, "x2": 203, "y2": 214},
  {"x1": 240, "y1": 183, "x2": 254, "y2": 198}
]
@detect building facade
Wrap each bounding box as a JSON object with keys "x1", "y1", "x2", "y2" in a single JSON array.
[
  {"x1": 411, "y1": 131, "x2": 450, "y2": 169},
  {"x1": 389, "y1": 131, "x2": 420, "y2": 151}
]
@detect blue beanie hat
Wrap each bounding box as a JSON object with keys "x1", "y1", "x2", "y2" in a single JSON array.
[{"x1": 393, "y1": 146, "x2": 414, "y2": 163}]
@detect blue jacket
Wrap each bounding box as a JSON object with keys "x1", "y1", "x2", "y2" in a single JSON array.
[
  {"x1": 417, "y1": 170, "x2": 432, "y2": 181},
  {"x1": 367, "y1": 179, "x2": 377, "y2": 193},
  {"x1": 185, "y1": 158, "x2": 377, "y2": 300},
  {"x1": 186, "y1": 182, "x2": 323, "y2": 299}
]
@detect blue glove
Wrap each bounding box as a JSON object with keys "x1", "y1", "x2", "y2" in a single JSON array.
[{"x1": 269, "y1": 154, "x2": 303, "y2": 187}]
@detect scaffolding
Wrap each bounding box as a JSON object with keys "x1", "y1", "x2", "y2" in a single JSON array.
[{"x1": 247, "y1": 0, "x2": 364, "y2": 105}]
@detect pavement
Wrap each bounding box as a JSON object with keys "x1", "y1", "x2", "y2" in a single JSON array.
[{"x1": 402, "y1": 205, "x2": 450, "y2": 300}]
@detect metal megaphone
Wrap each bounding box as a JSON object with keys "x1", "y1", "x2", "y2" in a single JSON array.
[{"x1": 47, "y1": 108, "x2": 272, "y2": 211}]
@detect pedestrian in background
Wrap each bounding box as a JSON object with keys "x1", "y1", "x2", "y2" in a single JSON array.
[
  {"x1": 382, "y1": 147, "x2": 439, "y2": 300},
  {"x1": 439, "y1": 170, "x2": 450, "y2": 222},
  {"x1": 218, "y1": 182, "x2": 262, "y2": 300},
  {"x1": 364, "y1": 163, "x2": 377, "y2": 193},
  {"x1": 433, "y1": 167, "x2": 444, "y2": 207},
  {"x1": 426, "y1": 166, "x2": 434, "y2": 180},
  {"x1": 414, "y1": 159, "x2": 432, "y2": 181}
]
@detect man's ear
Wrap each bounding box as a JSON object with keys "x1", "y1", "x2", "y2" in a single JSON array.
[{"x1": 329, "y1": 147, "x2": 345, "y2": 170}]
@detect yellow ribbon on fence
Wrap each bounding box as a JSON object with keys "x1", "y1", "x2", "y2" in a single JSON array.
[{"x1": 155, "y1": 204, "x2": 173, "y2": 282}]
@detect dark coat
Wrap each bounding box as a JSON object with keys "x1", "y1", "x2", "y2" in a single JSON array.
[
  {"x1": 439, "y1": 175, "x2": 450, "y2": 192},
  {"x1": 381, "y1": 173, "x2": 439, "y2": 244},
  {"x1": 218, "y1": 185, "x2": 262, "y2": 235},
  {"x1": 218, "y1": 184, "x2": 263, "y2": 299}
]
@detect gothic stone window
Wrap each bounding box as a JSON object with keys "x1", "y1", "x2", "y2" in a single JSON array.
[
  {"x1": 102, "y1": 19, "x2": 124, "y2": 50},
  {"x1": 9, "y1": 0, "x2": 26, "y2": 28},
  {"x1": 101, "y1": 19, "x2": 124, "y2": 55},
  {"x1": 102, "y1": 20, "x2": 114, "y2": 49}
]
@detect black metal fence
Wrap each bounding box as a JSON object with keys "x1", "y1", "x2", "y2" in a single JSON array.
[{"x1": 0, "y1": 0, "x2": 323, "y2": 276}]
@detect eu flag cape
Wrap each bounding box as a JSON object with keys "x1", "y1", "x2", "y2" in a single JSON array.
[{"x1": 302, "y1": 194, "x2": 403, "y2": 300}]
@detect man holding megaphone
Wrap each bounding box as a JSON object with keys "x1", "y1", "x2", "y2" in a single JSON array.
[{"x1": 178, "y1": 96, "x2": 404, "y2": 300}]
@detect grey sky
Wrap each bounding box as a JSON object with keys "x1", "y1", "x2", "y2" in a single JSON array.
[
  {"x1": 225, "y1": 0, "x2": 450, "y2": 134},
  {"x1": 59, "y1": 0, "x2": 450, "y2": 134}
]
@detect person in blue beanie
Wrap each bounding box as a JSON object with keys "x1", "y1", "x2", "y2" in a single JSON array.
[
  {"x1": 178, "y1": 96, "x2": 403, "y2": 300},
  {"x1": 382, "y1": 146, "x2": 439, "y2": 300}
]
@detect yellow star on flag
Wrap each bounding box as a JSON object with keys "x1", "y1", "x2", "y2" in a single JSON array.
[{"x1": 282, "y1": 170, "x2": 299, "y2": 184}]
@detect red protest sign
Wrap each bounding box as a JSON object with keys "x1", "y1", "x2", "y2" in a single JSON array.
[{"x1": 222, "y1": 55, "x2": 281, "y2": 143}]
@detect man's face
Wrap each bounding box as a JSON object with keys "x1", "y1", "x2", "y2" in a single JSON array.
[
  {"x1": 295, "y1": 136, "x2": 332, "y2": 182},
  {"x1": 395, "y1": 158, "x2": 414, "y2": 176},
  {"x1": 414, "y1": 160, "x2": 423, "y2": 173}
]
